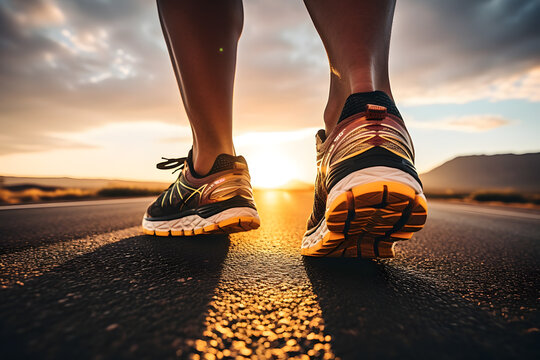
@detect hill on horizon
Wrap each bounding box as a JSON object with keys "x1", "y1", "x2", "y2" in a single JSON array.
[
  {"x1": 420, "y1": 152, "x2": 540, "y2": 194},
  {"x1": 3, "y1": 152, "x2": 538, "y2": 194}
]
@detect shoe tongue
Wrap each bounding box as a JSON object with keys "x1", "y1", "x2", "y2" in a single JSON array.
[
  {"x1": 338, "y1": 90, "x2": 401, "y2": 124},
  {"x1": 315, "y1": 129, "x2": 327, "y2": 152},
  {"x1": 316, "y1": 129, "x2": 327, "y2": 143}
]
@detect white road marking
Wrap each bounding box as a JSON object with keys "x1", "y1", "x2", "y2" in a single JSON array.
[{"x1": 0, "y1": 197, "x2": 154, "y2": 211}]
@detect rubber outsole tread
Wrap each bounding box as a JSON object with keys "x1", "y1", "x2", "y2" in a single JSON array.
[
  {"x1": 302, "y1": 181, "x2": 427, "y2": 258},
  {"x1": 143, "y1": 216, "x2": 260, "y2": 237}
]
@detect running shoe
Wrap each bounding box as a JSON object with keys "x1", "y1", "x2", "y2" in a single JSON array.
[
  {"x1": 142, "y1": 150, "x2": 260, "y2": 236},
  {"x1": 302, "y1": 91, "x2": 428, "y2": 258}
]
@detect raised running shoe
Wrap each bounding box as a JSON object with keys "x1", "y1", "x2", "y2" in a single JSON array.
[
  {"x1": 142, "y1": 151, "x2": 260, "y2": 236},
  {"x1": 302, "y1": 91, "x2": 428, "y2": 258}
]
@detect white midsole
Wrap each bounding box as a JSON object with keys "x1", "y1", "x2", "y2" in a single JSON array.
[
  {"x1": 302, "y1": 218, "x2": 330, "y2": 249},
  {"x1": 327, "y1": 166, "x2": 423, "y2": 207},
  {"x1": 142, "y1": 207, "x2": 259, "y2": 232},
  {"x1": 302, "y1": 166, "x2": 424, "y2": 249}
]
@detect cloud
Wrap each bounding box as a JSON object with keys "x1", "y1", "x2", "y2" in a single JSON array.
[
  {"x1": 0, "y1": 0, "x2": 538, "y2": 155},
  {"x1": 391, "y1": 0, "x2": 540, "y2": 104},
  {"x1": 0, "y1": 132, "x2": 96, "y2": 155},
  {"x1": 0, "y1": 0, "x2": 182, "y2": 155},
  {"x1": 409, "y1": 114, "x2": 511, "y2": 132},
  {"x1": 9, "y1": 0, "x2": 65, "y2": 27}
]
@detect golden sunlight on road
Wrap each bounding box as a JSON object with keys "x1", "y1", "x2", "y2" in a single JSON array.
[{"x1": 186, "y1": 190, "x2": 337, "y2": 360}]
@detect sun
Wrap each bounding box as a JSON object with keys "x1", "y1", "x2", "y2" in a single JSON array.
[
  {"x1": 234, "y1": 129, "x2": 317, "y2": 189},
  {"x1": 246, "y1": 149, "x2": 297, "y2": 189}
]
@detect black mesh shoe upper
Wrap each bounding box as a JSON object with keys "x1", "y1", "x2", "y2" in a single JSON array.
[{"x1": 145, "y1": 151, "x2": 255, "y2": 221}]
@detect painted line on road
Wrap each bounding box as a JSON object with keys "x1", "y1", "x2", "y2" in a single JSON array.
[
  {"x1": 430, "y1": 202, "x2": 540, "y2": 221},
  {"x1": 0, "y1": 197, "x2": 154, "y2": 211}
]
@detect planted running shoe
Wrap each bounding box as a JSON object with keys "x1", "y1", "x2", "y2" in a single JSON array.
[
  {"x1": 302, "y1": 91, "x2": 428, "y2": 258},
  {"x1": 142, "y1": 151, "x2": 260, "y2": 236}
]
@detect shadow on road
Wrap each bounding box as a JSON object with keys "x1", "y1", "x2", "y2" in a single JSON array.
[
  {"x1": 303, "y1": 257, "x2": 537, "y2": 360},
  {"x1": 1, "y1": 234, "x2": 230, "y2": 359}
]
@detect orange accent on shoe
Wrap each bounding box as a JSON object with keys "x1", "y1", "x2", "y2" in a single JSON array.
[{"x1": 365, "y1": 104, "x2": 387, "y2": 120}]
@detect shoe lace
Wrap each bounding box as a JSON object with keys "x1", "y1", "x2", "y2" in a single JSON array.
[{"x1": 156, "y1": 157, "x2": 187, "y2": 174}]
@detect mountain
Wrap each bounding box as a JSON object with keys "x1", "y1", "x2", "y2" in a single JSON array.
[
  {"x1": 3, "y1": 152, "x2": 539, "y2": 194},
  {"x1": 0, "y1": 176, "x2": 169, "y2": 190},
  {"x1": 420, "y1": 153, "x2": 540, "y2": 193}
]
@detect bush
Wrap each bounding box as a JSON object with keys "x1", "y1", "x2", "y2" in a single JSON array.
[
  {"x1": 470, "y1": 192, "x2": 527, "y2": 204},
  {"x1": 97, "y1": 187, "x2": 162, "y2": 197},
  {"x1": 0, "y1": 188, "x2": 94, "y2": 204},
  {"x1": 425, "y1": 192, "x2": 468, "y2": 200},
  {"x1": 0, "y1": 186, "x2": 163, "y2": 204}
]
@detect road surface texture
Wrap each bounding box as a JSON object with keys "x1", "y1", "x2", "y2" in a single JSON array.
[{"x1": 1, "y1": 191, "x2": 539, "y2": 360}]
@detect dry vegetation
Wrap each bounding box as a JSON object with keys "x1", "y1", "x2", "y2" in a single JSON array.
[
  {"x1": 426, "y1": 191, "x2": 540, "y2": 205},
  {"x1": 0, "y1": 188, "x2": 93, "y2": 204},
  {"x1": 1, "y1": 185, "x2": 538, "y2": 206},
  {"x1": 0, "y1": 187, "x2": 163, "y2": 204}
]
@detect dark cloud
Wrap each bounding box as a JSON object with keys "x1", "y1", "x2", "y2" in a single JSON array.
[
  {"x1": 0, "y1": 0, "x2": 539, "y2": 155},
  {"x1": 391, "y1": 0, "x2": 540, "y2": 102},
  {"x1": 0, "y1": 0, "x2": 182, "y2": 153}
]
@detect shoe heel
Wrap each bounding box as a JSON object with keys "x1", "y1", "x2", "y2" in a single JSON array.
[{"x1": 325, "y1": 180, "x2": 428, "y2": 258}]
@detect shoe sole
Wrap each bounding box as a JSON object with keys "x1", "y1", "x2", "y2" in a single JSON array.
[
  {"x1": 302, "y1": 180, "x2": 427, "y2": 258},
  {"x1": 142, "y1": 207, "x2": 260, "y2": 237}
]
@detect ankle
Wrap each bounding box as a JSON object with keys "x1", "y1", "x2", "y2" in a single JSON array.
[
  {"x1": 349, "y1": 80, "x2": 392, "y2": 101},
  {"x1": 324, "y1": 68, "x2": 393, "y2": 135},
  {"x1": 348, "y1": 68, "x2": 393, "y2": 99},
  {"x1": 324, "y1": 87, "x2": 398, "y2": 136},
  {"x1": 324, "y1": 116, "x2": 338, "y2": 136}
]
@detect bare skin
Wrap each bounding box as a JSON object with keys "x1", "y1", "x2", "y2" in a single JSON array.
[
  {"x1": 157, "y1": 0, "x2": 396, "y2": 173},
  {"x1": 157, "y1": 0, "x2": 242, "y2": 175},
  {"x1": 303, "y1": 0, "x2": 396, "y2": 134}
]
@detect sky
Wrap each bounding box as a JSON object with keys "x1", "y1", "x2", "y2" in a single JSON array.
[{"x1": 1, "y1": 0, "x2": 539, "y2": 188}]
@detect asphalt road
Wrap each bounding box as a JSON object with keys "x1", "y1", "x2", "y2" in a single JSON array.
[{"x1": 1, "y1": 191, "x2": 539, "y2": 360}]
